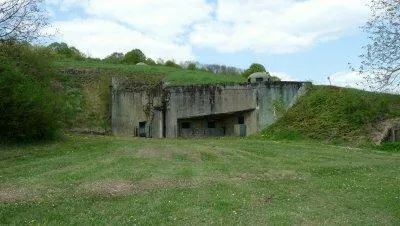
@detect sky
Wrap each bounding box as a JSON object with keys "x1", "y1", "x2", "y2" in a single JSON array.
[{"x1": 44, "y1": 0, "x2": 372, "y2": 88}]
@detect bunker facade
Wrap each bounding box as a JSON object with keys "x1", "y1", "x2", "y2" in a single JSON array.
[{"x1": 111, "y1": 77, "x2": 310, "y2": 138}]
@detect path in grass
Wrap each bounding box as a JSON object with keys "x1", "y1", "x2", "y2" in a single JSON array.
[{"x1": 0, "y1": 135, "x2": 399, "y2": 225}]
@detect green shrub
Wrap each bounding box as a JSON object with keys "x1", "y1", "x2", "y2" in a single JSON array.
[
  {"x1": 48, "y1": 42, "x2": 85, "y2": 60},
  {"x1": 242, "y1": 63, "x2": 269, "y2": 78},
  {"x1": 145, "y1": 58, "x2": 156, "y2": 66},
  {"x1": 123, "y1": 49, "x2": 146, "y2": 64},
  {"x1": 104, "y1": 52, "x2": 124, "y2": 63},
  {"x1": 187, "y1": 63, "x2": 197, "y2": 70},
  {"x1": 0, "y1": 42, "x2": 65, "y2": 142},
  {"x1": 165, "y1": 60, "x2": 181, "y2": 68}
]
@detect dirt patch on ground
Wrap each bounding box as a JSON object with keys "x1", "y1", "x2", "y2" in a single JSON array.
[
  {"x1": 229, "y1": 170, "x2": 310, "y2": 183},
  {"x1": 0, "y1": 186, "x2": 38, "y2": 203},
  {"x1": 80, "y1": 178, "x2": 204, "y2": 197},
  {"x1": 81, "y1": 180, "x2": 134, "y2": 196}
]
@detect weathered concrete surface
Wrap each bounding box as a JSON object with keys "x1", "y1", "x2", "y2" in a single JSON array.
[
  {"x1": 111, "y1": 77, "x2": 310, "y2": 138},
  {"x1": 165, "y1": 84, "x2": 256, "y2": 138},
  {"x1": 256, "y1": 82, "x2": 309, "y2": 130},
  {"x1": 111, "y1": 77, "x2": 163, "y2": 137}
]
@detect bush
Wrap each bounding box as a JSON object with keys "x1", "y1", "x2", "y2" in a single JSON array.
[
  {"x1": 145, "y1": 58, "x2": 156, "y2": 65},
  {"x1": 103, "y1": 52, "x2": 124, "y2": 63},
  {"x1": 123, "y1": 49, "x2": 146, "y2": 64},
  {"x1": 242, "y1": 63, "x2": 269, "y2": 78},
  {"x1": 165, "y1": 60, "x2": 181, "y2": 68},
  {"x1": 187, "y1": 63, "x2": 197, "y2": 70},
  {"x1": 0, "y1": 42, "x2": 64, "y2": 142},
  {"x1": 48, "y1": 42, "x2": 85, "y2": 60}
]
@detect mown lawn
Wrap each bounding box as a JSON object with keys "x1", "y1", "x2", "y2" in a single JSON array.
[{"x1": 0, "y1": 135, "x2": 399, "y2": 225}]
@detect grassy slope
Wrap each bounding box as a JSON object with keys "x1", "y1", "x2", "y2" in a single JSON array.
[
  {"x1": 0, "y1": 135, "x2": 399, "y2": 224},
  {"x1": 55, "y1": 60, "x2": 245, "y2": 86},
  {"x1": 261, "y1": 85, "x2": 400, "y2": 145}
]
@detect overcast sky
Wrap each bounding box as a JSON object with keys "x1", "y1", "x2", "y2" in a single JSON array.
[{"x1": 45, "y1": 0, "x2": 371, "y2": 88}]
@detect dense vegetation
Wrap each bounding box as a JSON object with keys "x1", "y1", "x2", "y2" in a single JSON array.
[
  {"x1": 0, "y1": 42, "x2": 65, "y2": 142},
  {"x1": 0, "y1": 135, "x2": 398, "y2": 224},
  {"x1": 261, "y1": 85, "x2": 400, "y2": 145}
]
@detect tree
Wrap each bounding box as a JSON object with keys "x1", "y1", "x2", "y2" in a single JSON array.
[
  {"x1": 123, "y1": 49, "x2": 146, "y2": 64},
  {"x1": 0, "y1": 42, "x2": 64, "y2": 142},
  {"x1": 48, "y1": 42, "x2": 85, "y2": 60},
  {"x1": 165, "y1": 60, "x2": 181, "y2": 68},
  {"x1": 242, "y1": 63, "x2": 269, "y2": 78},
  {"x1": 0, "y1": 0, "x2": 48, "y2": 42},
  {"x1": 145, "y1": 57, "x2": 156, "y2": 65},
  {"x1": 358, "y1": 0, "x2": 400, "y2": 91},
  {"x1": 104, "y1": 52, "x2": 124, "y2": 63},
  {"x1": 187, "y1": 63, "x2": 197, "y2": 70}
]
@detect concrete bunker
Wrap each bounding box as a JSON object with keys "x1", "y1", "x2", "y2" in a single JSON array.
[
  {"x1": 111, "y1": 77, "x2": 310, "y2": 138},
  {"x1": 177, "y1": 110, "x2": 253, "y2": 137}
]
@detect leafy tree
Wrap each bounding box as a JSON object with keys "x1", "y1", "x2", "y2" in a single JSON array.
[
  {"x1": 0, "y1": 42, "x2": 65, "y2": 142},
  {"x1": 242, "y1": 63, "x2": 270, "y2": 78},
  {"x1": 0, "y1": 0, "x2": 48, "y2": 41},
  {"x1": 187, "y1": 63, "x2": 197, "y2": 70},
  {"x1": 165, "y1": 60, "x2": 181, "y2": 68},
  {"x1": 123, "y1": 49, "x2": 146, "y2": 64},
  {"x1": 48, "y1": 42, "x2": 84, "y2": 60},
  {"x1": 104, "y1": 52, "x2": 124, "y2": 63},
  {"x1": 145, "y1": 58, "x2": 156, "y2": 65},
  {"x1": 357, "y1": 0, "x2": 400, "y2": 91}
]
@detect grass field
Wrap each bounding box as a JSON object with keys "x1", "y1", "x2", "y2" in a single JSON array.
[
  {"x1": 0, "y1": 135, "x2": 399, "y2": 225},
  {"x1": 55, "y1": 60, "x2": 245, "y2": 86}
]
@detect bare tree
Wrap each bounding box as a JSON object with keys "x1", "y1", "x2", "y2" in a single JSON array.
[
  {"x1": 358, "y1": 0, "x2": 400, "y2": 91},
  {"x1": 0, "y1": 0, "x2": 48, "y2": 42}
]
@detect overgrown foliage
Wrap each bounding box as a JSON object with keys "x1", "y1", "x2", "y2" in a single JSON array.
[
  {"x1": 48, "y1": 42, "x2": 85, "y2": 60},
  {"x1": 242, "y1": 63, "x2": 269, "y2": 78},
  {"x1": 0, "y1": 42, "x2": 65, "y2": 142},
  {"x1": 262, "y1": 85, "x2": 400, "y2": 144},
  {"x1": 104, "y1": 52, "x2": 124, "y2": 63},
  {"x1": 123, "y1": 49, "x2": 146, "y2": 64},
  {"x1": 164, "y1": 60, "x2": 181, "y2": 68}
]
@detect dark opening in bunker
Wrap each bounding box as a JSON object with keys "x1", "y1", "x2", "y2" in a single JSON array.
[
  {"x1": 238, "y1": 116, "x2": 245, "y2": 124},
  {"x1": 177, "y1": 110, "x2": 253, "y2": 138},
  {"x1": 139, "y1": 121, "x2": 147, "y2": 137}
]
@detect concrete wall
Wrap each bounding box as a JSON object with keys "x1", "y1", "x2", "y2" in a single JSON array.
[
  {"x1": 111, "y1": 77, "x2": 310, "y2": 138},
  {"x1": 255, "y1": 82, "x2": 310, "y2": 131},
  {"x1": 111, "y1": 77, "x2": 164, "y2": 137},
  {"x1": 165, "y1": 84, "x2": 256, "y2": 138}
]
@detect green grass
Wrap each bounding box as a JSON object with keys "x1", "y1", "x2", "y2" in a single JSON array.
[
  {"x1": 262, "y1": 85, "x2": 400, "y2": 144},
  {"x1": 1, "y1": 135, "x2": 399, "y2": 224},
  {"x1": 55, "y1": 60, "x2": 245, "y2": 86}
]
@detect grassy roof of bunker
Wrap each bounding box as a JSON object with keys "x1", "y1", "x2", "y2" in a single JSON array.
[{"x1": 55, "y1": 60, "x2": 245, "y2": 86}]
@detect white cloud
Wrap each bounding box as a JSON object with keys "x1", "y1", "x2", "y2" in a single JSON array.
[
  {"x1": 190, "y1": 0, "x2": 369, "y2": 53},
  {"x1": 47, "y1": 0, "x2": 370, "y2": 59},
  {"x1": 51, "y1": 19, "x2": 195, "y2": 61},
  {"x1": 326, "y1": 71, "x2": 400, "y2": 93},
  {"x1": 271, "y1": 72, "x2": 297, "y2": 81},
  {"x1": 326, "y1": 71, "x2": 366, "y2": 89}
]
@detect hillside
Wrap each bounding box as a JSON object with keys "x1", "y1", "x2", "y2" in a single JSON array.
[
  {"x1": 55, "y1": 60, "x2": 245, "y2": 86},
  {"x1": 260, "y1": 85, "x2": 400, "y2": 146}
]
